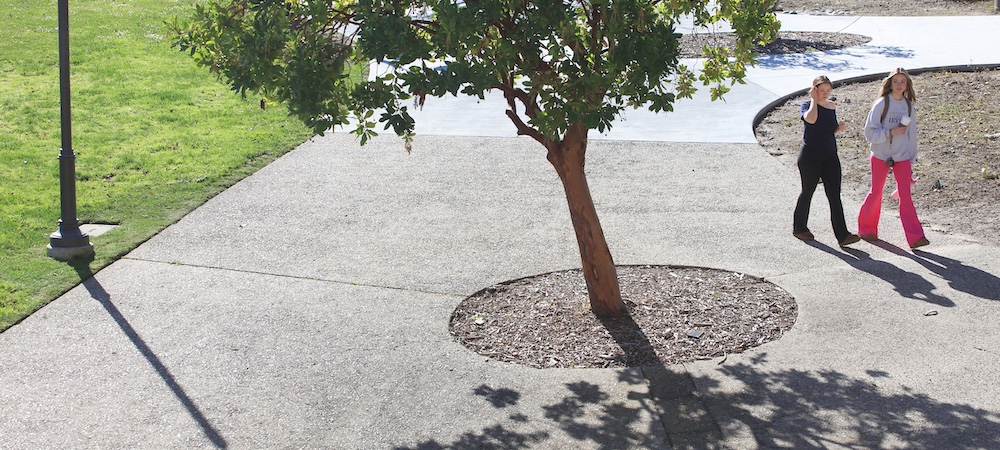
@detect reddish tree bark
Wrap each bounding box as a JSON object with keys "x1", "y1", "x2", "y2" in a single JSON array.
[
  {"x1": 503, "y1": 97, "x2": 626, "y2": 318},
  {"x1": 545, "y1": 123, "x2": 626, "y2": 318}
]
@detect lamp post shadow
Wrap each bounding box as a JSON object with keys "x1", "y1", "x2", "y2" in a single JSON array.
[{"x1": 70, "y1": 261, "x2": 227, "y2": 448}]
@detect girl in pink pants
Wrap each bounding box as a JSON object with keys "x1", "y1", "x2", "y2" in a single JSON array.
[
  {"x1": 858, "y1": 156, "x2": 926, "y2": 247},
  {"x1": 859, "y1": 68, "x2": 929, "y2": 250}
]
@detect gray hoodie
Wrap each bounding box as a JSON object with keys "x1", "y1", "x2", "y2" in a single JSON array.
[{"x1": 864, "y1": 96, "x2": 918, "y2": 162}]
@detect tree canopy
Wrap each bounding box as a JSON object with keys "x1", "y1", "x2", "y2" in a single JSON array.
[
  {"x1": 171, "y1": 0, "x2": 779, "y2": 147},
  {"x1": 170, "y1": 0, "x2": 779, "y2": 318}
]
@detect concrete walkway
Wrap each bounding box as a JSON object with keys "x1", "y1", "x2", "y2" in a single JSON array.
[{"x1": 2, "y1": 14, "x2": 999, "y2": 449}]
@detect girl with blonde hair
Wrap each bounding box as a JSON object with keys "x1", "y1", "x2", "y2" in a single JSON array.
[{"x1": 859, "y1": 68, "x2": 929, "y2": 249}]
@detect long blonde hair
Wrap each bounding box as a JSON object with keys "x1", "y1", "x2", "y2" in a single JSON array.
[{"x1": 877, "y1": 67, "x2": 917, "y2": 102}]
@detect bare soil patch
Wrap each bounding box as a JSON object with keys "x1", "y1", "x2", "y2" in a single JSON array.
[
  {"x1": 450, "y1": 0, "x2": 997, "y2": 369},
  {"x1": 775, "y1": 0, "x2": 996, "y2": 16}
]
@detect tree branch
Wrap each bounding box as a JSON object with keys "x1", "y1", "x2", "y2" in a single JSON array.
[
  {"x1": 497, "y1": 81, "x2": 540, "y2": 122},
  {"x1": 496, "y1": 78, "x2": 546, "y2": 144},
  {"x1": 505, "y1": 109, "x2": 546, "y2": 145},
  {"x1": 409, "y1": 19, "x2": 439, "y2": 34}
]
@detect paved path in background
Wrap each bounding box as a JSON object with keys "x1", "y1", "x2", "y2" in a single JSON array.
[
  {"x1": 1, "y1": 13, "x2": 999, "y2": 449},
  {"x1": 398, "y1": 15, "x2": 1000, "y2": 143}
]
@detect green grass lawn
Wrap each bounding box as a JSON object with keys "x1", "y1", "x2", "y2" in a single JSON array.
[{"x1": 0, "y1": 0, "x2": 319, "y2": 331}]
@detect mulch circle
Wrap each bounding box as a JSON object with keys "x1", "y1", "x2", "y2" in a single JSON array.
[{"x1": 450, "y1": 265, "x2": 797, "y2": 369}]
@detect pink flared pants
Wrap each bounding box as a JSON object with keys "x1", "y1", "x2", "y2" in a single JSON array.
[{"x1": 858, "y1": 155, "x2": 926, "y2": 246}]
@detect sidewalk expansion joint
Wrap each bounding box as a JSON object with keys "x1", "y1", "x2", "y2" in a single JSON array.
[
  {"x1": 122, "y1": 256, "x2": 467, "y2": 299},
  {"x1": 641, "y1": 363, "x2": 726, "y2": 447}
]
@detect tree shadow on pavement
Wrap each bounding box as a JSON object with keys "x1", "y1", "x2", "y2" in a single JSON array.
[
  {"x1": 69, "y1": 260, "x2": 228, "y2": 449},
  {"x1": 692, "y1": 353, "x2": 1000, "y2": 449},
  {"x1": 391, "y1": 423, "x2": 550, "y2": 450},
  {"x1": 394, "y1": 354, "x2": 1000, "y2": 449},
  {"x1": 805, "y1": 240, "x2": 954, "y2": 306},
  {"x1": 394, "y1": 311, "x2": 1000, "y2": 449},
  {"x1": 395, "y1": 316, "x2": 717, "y2": 449},
  {"x1": 756, "y1": 46, "x2": 915, "y2": 71},
  {"x1": 393, "y1": 315, "x2": 673, "y2": 449}
]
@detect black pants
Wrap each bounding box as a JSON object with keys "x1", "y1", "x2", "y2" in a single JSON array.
[{"x1": 793, "y1": 144, "x2": 850, "y2": 241}]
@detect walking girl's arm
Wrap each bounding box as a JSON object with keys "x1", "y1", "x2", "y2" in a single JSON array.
[
  {"x1": 802, "y1": 86, "x2": 820, "y2": 124},
  {"x1": 864, "y1": 98, "x2": 890, "y2": 145},
  {"x1": 835, "y1": 110, "x2": 847, "y2": 134},
  {"x1": 864, "y1": 98, "x2": 895, "y2": 162}
]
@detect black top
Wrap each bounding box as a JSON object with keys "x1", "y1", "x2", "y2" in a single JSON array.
[{"x1": 801, "y1": 100, "x2": 839, "y2": 152}]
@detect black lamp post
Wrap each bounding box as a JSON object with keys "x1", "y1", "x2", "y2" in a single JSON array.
[{"x1": 47, "y1": 0, "x2": 94, "y2": 261}]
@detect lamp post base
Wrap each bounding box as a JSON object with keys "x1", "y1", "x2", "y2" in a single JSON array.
[
  {"x1": 47, "y1": 243, "x2": 94, "y2": 261},
  {"x1": 48, "y1": 228, "x2": 94, "y2": 261}
]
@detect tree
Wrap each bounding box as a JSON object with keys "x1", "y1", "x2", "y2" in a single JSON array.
[{"x1": 170, "y1": 0, "x2": 779, "y2": 318}]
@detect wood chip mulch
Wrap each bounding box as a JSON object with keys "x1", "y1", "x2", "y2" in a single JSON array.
[
  {"x1": 450, "y1": 266, "x2": 797, "y2": 369},
  {"x1": 679, "y1": 31, "x2": 871, "y2": 58}
]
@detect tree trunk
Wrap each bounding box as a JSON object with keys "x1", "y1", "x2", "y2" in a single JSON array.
[{"x1": 546, "y1": 123, "x2": 626, "y2": 318}]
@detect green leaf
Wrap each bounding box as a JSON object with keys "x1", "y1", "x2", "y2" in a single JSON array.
[{"x1": 171, "y1": 0, "x2": 779, "y2": 144}]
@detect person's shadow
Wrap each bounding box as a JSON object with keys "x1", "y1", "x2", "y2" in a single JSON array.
[
  {"x1": 908, "y1": 249, "x2": 1000, "y2": 301},
  {"x1": 804, "y1": 240, "x2": 954, "y2": 307},
  {"x1": 853, "y1": 239, "x2": 1000, "y2": 302}
]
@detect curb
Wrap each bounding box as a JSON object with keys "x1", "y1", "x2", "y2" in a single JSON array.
[{"x1": 751, "y1": 63, "x2": 1000, "y2": 135}]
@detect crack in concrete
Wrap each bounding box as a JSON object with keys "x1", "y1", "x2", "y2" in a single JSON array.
[{"x1": 122, "y1": 256, "x2": 467, "y2": 299}]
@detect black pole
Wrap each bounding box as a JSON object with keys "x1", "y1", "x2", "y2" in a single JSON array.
[{"x1": 48, "y1": 0, "x2": 93, "y2": 260}]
